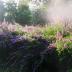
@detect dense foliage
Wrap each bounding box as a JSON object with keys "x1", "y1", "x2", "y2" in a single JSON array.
[
  {"x1": 0, "y1": 0, "x2": 48, "y2": 25},
  {"x1": 0, "y1": 0, "x2": 72, "y2": 72},
  {"x1": 0, "y1": 24, "x2": 72, "y2": 72},
  {"x1": 15, "y1": 5, "x2": 32, "y2": 25}
]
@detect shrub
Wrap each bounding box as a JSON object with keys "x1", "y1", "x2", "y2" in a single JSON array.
[
  {"x1": 41, "y1": 26, "x2": 56, "y2": 42},
  {"x1": 55, "y1": 40, "x2": 64, "y2": 53},
  {"x1": 55, "y1": 39, "x2": 72, "y2": 71},
  {"x1": 0, "y1": 25, "x2": 72, "y2": 72},
  {"x1": 58, "y1": 48, "x2": 72, "y2": 72},
  {"x1": 0, "y1": 34, "x2": 60, "y2": 72}
]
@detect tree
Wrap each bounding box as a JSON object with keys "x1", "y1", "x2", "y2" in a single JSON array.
[
  {"x1": 15, "y1": 5, "x2": 32, "y2": 25},
  {"x1": 0, "y1": 0, "x2": 5, "y2": 24},
  {"x1": 32, "y1": 8, "x2": 47, "y2": 25},
  {"x1": 5, "y1": 0, "x2": 32, "y2": 25},
  {"x1": 5, "y1": 0, "x2": 17, "y2": 24},
  {"x1": 18, "y1": 0, "x2": 31, "y2": 5},
  {"x1": 29, "y1": 0, "x2": 49, "y2": 25}
]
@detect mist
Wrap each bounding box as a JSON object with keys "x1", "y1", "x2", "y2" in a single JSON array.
[{"x1": 47, "y1": 0, "x2": 72, "y2": 23}]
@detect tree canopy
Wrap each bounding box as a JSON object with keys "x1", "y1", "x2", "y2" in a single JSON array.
[{"x1": 0, "y1": 0, "x2": 49, "y2": 25}]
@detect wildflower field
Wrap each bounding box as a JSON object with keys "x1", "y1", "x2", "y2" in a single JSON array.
[{"x1": 0, "y1": 22, "x2": 72, "y2": 72}]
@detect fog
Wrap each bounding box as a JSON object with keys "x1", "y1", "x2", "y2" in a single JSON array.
[{"x1": 47, "y1": 0, "x2": 72, "y2": 23}]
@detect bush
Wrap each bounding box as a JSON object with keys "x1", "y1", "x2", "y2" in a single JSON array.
[
  {"x1": 58, "y1": 48, "x2": 72, "y2": 72},
  {"x1": 0, "y1": 34, "x2": 60, "y2": 72},
  {"x1": 0, "y1": 26, "x2": 72, "y2": 72},
  {"x1": 55, "y1": 39, "x2": 72, "y2": 71}
]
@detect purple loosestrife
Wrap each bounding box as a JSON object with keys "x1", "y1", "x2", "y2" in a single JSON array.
[{"x1": 10, "y1": 35, "x2": 24, "y2": 44}]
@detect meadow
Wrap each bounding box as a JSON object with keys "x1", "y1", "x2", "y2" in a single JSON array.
[{"x1": 0, "y1": 22, "x2": 72, "y2": 72}]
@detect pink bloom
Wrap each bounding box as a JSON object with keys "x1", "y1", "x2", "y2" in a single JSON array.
[
  {"x1": 49, "y1": 43, "x2": 56, "y2": 48},
  {"x1": 63, "y1": 44, "x2": 68, "y2": 49}
]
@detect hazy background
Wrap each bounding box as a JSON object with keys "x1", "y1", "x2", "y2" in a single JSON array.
[
  {"x1": 47, "y1": 0, "x2": 72, "y2": 23},
  {"x1": 0, "y1": 0, "x2": 72, "y2": 25}
]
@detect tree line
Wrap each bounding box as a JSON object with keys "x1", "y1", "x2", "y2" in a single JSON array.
[{"x1": 0, "y1": 0, "x2": 49, "y2": 25}]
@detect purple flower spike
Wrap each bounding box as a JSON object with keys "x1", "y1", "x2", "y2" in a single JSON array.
[{"x1": 10, "y1": 35, "x2": 24, "y2": 43}]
